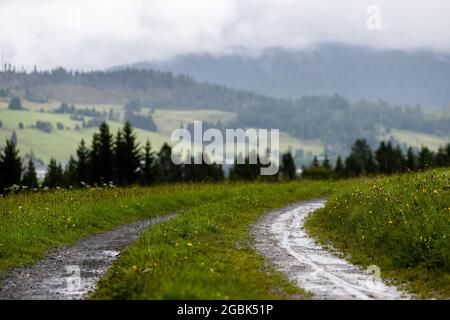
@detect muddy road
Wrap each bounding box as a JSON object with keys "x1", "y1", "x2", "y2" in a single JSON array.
[
  {"x1": 0, "y1": 213, "x2": 176, "y2": 300},
  {"x1": 253, "y1": 199, "x2": 410, "y2": 300}
]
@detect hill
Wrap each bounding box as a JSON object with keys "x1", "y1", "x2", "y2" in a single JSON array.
[
  {"x1": 127, "y1": 44, "x2": 450, "y2": 109},
  {"x1": 0, "y1": 68, "x2": 449, "y2": 163}
]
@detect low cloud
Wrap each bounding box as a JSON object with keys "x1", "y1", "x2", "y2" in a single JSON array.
[{"x1": 1, "y1": 0, "x2": 449, "y2": 70}]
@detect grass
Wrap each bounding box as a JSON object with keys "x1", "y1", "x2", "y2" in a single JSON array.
[
  {"x1": 380, "y1": 129, "x2": 449, "y2": 152},
  {"x1": 0, "y1": 184, "x2": 226, "y2": 273},
  {"x1": 92, "y1": 180, "x2": 348, "y2": 299},
  {"x1": 0, "y1": 180, "x2": 348, "y2": 298},
  {"x1": 0, "y1": 106, "x2": 324, "y2": 163},
  {"x1": 305, "y1": 168, "x2": 450, "y2": 298},
  {"x1": 0, "y1": 109, "x2": 168, "y2": 163}
]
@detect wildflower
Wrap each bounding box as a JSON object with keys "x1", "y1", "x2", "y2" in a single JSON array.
[
  {"x1": 187, "y1": 242, "x2": 193, "y2": 247},
  {"x1": 388, "y1": 220, "x2": 393, "y2": 224},
  {"x1": 433, "y1": 189, "x2": 438, "y2": 194}
]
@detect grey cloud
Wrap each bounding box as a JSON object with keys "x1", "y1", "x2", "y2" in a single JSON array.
[{"x1": 0, "y1": 0, "x2": 449, "y2": 69}]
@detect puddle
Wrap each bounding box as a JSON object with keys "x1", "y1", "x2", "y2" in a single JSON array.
[
  {"x1": 0, "y1": 213, "x2": 176, "y2": 300},
  {"x1": 253, "y1": 199, "x2": 410, "y2": 300}
]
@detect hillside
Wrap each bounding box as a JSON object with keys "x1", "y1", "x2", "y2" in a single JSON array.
[
  {"x1": 0, "y1": 68, "x2": 449, "y2": 164},
  {"x1": 128, "y1": 44, "x2": 450, "y2": 109}
]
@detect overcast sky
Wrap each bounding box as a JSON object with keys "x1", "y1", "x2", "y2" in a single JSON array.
[{"x1": 1, "y1": 0, "x2": 449, "y2": 70}]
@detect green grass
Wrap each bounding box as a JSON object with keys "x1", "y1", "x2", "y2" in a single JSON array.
[
  {"x1": 0, "y1": 184, "x2": 224, "y2": 273},
  {"x1": 0, "y1": 107, "x2": 324, "y2": 163},
  {"x1": 380, "y1": 129, "x2": 449, "y2": 152},
  {"x1": 305, "y1": 169, "x2": 450, "y2": 298},
  {"x1": 91, "y1": 180, "x2": 349, "y2": 300},
  {"x1": 0, "y1": 109, "x2": 168, "y2": 162},
  {"x1": 0, "y1": 178, "x2": 349, "y2": 299}
]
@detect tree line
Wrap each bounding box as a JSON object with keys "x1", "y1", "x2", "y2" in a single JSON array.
[
  {"x1": 0, "y1": 122, "x2": 297, "y2": 193},
  {"x1": 303, "y1": 138, "x2": 450, "y2": 179}
]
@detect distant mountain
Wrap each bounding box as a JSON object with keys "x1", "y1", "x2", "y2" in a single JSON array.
[{"x1": 124, "y1": 44, "x2": 450, "y2": 109}]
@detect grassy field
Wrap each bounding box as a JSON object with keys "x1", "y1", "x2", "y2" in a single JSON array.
[
  {"x1": 92, "y1": 181, "x2": 347, "y2": 299},
  {"x1": 380, "y1": 129, "x2": 449, "y2": 152},
  {"x1": 305, "y1": 169, "x2": 450, "y2": 298},
  {"x1": 0, "y1": 109, "x2": 169, "y2": 163},
  {"x1": 0, "y1": 180, "x2": 349, "y2": 299},
  {"x1": 0, "y1": 103, "x2": 324, "y2": 163}
]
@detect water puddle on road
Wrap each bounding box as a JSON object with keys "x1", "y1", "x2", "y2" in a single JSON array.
[{"x1": 253, "y1": 199, "x2": 410, "y2": 300}]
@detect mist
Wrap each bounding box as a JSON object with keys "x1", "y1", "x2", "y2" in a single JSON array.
[{"x1": 0, "y1": 0, "x2": 449, "y2": 70}]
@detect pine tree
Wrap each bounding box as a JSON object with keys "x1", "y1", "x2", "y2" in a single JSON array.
[
  {"x1": 75, "y1": 139, "x2": 89, "y2": 184},
  {"x1": 89, "y1": 133, "x2": 101, "y2": 184},
  {"x1": 63, "y1": 156, "x2": 77, "y2": 187},
  {"x1": 89, "y1": 122, "x2": 114, "y2": 184},
  {"x1": 115, "y1": 122, "x2": 141, "y2": 186},
  {"x1": 114, "y1": 130, "x2": 126, "y2": 185},
  {"x1": 393, "y1": 145, "x2": 406, "y2": 172},
  {"x1": 8, "y1": 97, "x2": 22, "y2": 110},
  {"x1": 21, "y1": 158, "x2": 38, "y2": 188},
  {"x1": 406, "y1": 147, "x2": 417, "y2": 171},
  {"x1": 435, "y1": 147, "x2": 448, "y2": 167},
  {"x1": 229, "y1": 153, "x2": 260, "y2": 181},
  {"x1": 98, "y1": 122, "x2": 114, "y2": 183},
  {"x1": 10, "y1": 130, "x2": 17, "y2": 145},
  {"x1": 417, "y1": 146, "x2": 435, "y2": 170},
  {"x1": 280, "y1": 151, "x2": 296, "y2": 180},
  {"x1": 141, "y1": 140, "x2": 156, "y2": 185},
  {"x1": 43, "y1": 158, "x2": 64, "y2": 188},
  {"x1": 0, "y1": 139, "x2": 22, "y2": 192},
  {"x1": 334, "y1": 155, "x2": 345, "y2": 178},
  {"x1": 312, "y1": 156, "x2": 319, "y2": 167},
  {"x1": 156, "y1": 143, "x2": 182, "y2": 183},
  {"x1": 323, "y1": 155, "x2": 331, "y2": 170},
  {"x1": 375, "y1": 141, "x2": 393, "y2": 174}
]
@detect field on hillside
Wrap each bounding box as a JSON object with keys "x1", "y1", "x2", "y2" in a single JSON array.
[
  {"x1": 0, "y1": 180, "x2": 348, "y2": 299},
  {"x1": 0, "y1": 99, "x2": 323, "y2": 163},
  {"x1": 381, "y1": 129, "x2": 449, "y2": 152},
  {"x1": 305, "y1": 168, "x2": 450, "y2": 298}
]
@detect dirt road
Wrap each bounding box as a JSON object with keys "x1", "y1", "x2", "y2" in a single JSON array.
[
  {"x1": 253, "y1": 199, "x2": 410, "y2": 300},
  {"x1": 0, "y1": 213, "x2": 176, "y2": 300}
]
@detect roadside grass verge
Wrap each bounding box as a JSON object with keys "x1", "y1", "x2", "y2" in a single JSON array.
[
  {"x1": 92, "y1": 180, "x2": 349, "y2": 299},
  {"x1": 305, "y1": 169, "x2": 450, "y2": 298},
  {"x1": 0, "y1": 184, "x2": 237, "y2": 274}
]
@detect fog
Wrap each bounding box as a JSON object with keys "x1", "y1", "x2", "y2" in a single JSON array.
[{"x1": 1, "y1": 0, "x2": 449, "y2": 70}]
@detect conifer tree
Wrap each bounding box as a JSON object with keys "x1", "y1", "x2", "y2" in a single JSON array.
[
  {"x1": 406, "y1": 147, "x2": 417, "y2": 171},
  {"x1": 141, "y1": 140, "x2": 156, "y2": 185},
  {"x1": 334, "y1": 155, "x2": 345, "y2": 178},
  {"x1": 63, "y1": 156, "x2": 77, "y2": 187},
  {"x1": 89, "y1": 122, "x2": 114, "y2": 184},
  {"x1": 417, "y1": 146, "x2": 435, "y2": 170},
  {"x1": 21, "y1": 158, "x2": 38, "y2": 188},
  {"x1": 156, "y1": 143, "x2": 182, "y2": 183},
  {"x1": 0, "y1": 139, "x2": 22, "y2": 192},
  {"x1": 75, "y1": 139, "x2": 89, "y2": 184},
  {"x1": 280, "y1": 151, "x2": 296, "y2": 180},
  {"x1": 115, "y1": 122, "x2": 141, "y2": 185},
  {"x1": 43, "y1": 158, "x2": 64, "y2": 188}
]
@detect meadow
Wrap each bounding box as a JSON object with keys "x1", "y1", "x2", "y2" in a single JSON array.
[
  {"x1": 0, "y1": 102, "x2": 322, "y2": 163},
  {"x1": 305, "y1": 168, "x2": 450, "y2": 298},
  {"x1": 91, "y1": 180, "x2": 347, "y2": 299},
  {"x1": 0, "y1": 180, "x2": 348, "y2": 299}
]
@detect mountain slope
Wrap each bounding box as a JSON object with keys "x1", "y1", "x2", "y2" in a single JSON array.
[{"x1": 128, "y1": 44, "x2": 450, "y2": 109}]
